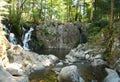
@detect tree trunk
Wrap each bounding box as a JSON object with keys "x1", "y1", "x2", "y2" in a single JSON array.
[
  {"x1": 104, "y1": 0, "x2": 114, "y2": 63},
  {"x1": 109, "y1": 0, "x2": 114, "y2": 29},
  {"x1": 74, "y1": 0, "x2": 80, "y2": 21},
  {"x1": 50, "y1": 0, "x2": 52, "y2": 20},
  {"x1": 90, "y1": 0, "x2": 95, "y2": 22}
]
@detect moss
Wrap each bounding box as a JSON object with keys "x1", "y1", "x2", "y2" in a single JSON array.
[
  {"x1": 103, "y1": 30, "x2": 114, "y2": 60},
  {"x1": 30, "y1": 69, "x2": 57, "y2": 82},
  {"x1": 7, "y1": 51, "x2": 14, "y2": 63},
  {"x1": 38, "y1": 40, "x2": 44, "y2": 48},
  {"x1": 89, "y1": 20, "x2": 120, "y2": 66}
]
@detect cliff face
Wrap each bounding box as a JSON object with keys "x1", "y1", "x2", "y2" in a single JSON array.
[
  {"x1": 35, "y1": 22, "x2": 80, "y2": 49},
  {"x1": 35, "y1": 22, "x2": 89, "y2": 49}
]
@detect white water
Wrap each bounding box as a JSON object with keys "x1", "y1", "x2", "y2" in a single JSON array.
[
  {"x1": 23, "y1": 27, "x2": 34, "y2": 50},
  {"x1": 58, "y1": 25, "x2": 63, "y2": 48},
  {"x1": 3, "y1": 25, "x2": 34, "y2": 50},
  {"x1": 3, "y1": 25, "x2": 17, "y2": 45},
  {"x1": 9, "y1": 33, "x2": 17, "y2": 45}
]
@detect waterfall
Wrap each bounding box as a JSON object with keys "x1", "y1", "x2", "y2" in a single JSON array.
[
  {"x1": 23, "y1": 27, "x2": 34, "y2": 50},
  {"x1": 58, "y1": 25, "x2": 63, "y2": 48},
  {"x1": 9, "y1": 33, "x2": 17, "y2": 45},
  {"x1": 3, "y1": 25, "x2": 17, "y2": 45},
  {"x1": 2, "y1": 25, "x2": 34, "y2": 50}
]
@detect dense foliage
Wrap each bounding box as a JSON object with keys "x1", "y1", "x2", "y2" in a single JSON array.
[{"x1": 0, "y1": 0, "x2": 119, "y2": 29}]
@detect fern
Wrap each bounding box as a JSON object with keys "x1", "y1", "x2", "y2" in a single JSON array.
[
  {"x1": 0, "y1": 1, "x2": 9, "y2": 23},
  {"x1": 0, "y1": 1, "x2": 9, "y2": 50}
]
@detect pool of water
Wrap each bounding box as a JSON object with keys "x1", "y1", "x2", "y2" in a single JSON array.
[
  {"x1": 29, "y1": 61, "x2": 107, "y2": 82},
  {"x1": 73, "y1": 61, "x2": 107, "y2": 82},
  {"x1": 29, "y1": 49, "x2": 107, "y2": 82},
  {"x1": 38, "y1": 48, "x2": 70, "y2": 60}
]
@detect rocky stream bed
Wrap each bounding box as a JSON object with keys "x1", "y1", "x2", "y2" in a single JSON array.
[{"x1": 0, "y1": 43, "x2": 120, "y2": 82}]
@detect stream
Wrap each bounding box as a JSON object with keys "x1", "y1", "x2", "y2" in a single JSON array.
[
  {"x1": 29, "y1": 49, "x2": 107, "y2": 82},
  {"x1": 3, "y1": 25, "x2": 107, "y2": 82}
]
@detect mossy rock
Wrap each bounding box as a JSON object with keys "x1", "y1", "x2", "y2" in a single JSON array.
[{"x1": 29, "y1": 69, "x2": 57, "y2": 82}]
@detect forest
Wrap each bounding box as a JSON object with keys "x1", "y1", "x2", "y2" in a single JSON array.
[{"x1": 0, "y1": 0, "x2": 120, "y2": 82}]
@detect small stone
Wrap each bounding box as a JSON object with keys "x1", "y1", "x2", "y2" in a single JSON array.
[
  {"x1": 23, "y1": 61, "x2": 29, "y2": 67},
  {"x1": 85, "y1": 54, "x2": 90, "y2": 59}
]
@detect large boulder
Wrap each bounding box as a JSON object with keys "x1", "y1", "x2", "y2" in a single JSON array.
[
  {"x1": 7, "y1": 46, "x2": 59, "y2": 75},
  {"x1": 114, "y1": 58, "x2": 120, "y2": 73},
  {"x1": 5, "y1": 63, "x2": 23, "y2": 76},
  {"x1": 58, "y1": 65, "x2": 84, "y2": 82},
  {"x1": 0, "y1": 65, "x2": 29, "y2": 82},
  {"x1": 103, "y1": 68, "x2": 120, "y2": 82},
  {"x1": 0, "y1": 65, "x2": 17, "y2": 82},
  {"x1": 35, "y1": 22, "x2": 80, "y2": 49}
]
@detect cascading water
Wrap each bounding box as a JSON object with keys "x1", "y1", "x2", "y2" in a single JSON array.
[
  {"x1": 9, "y1": 33, "x2": 17, "y2": 45},
  {"x1": 3, "y1": 25, "x2": 17, "y2": 45},
  {"x1": 22, "y1": 27, "x2": 34, "y2": 50},
  {"x1": 3, "y1": 24, "x2": 34, "y2": 50}
]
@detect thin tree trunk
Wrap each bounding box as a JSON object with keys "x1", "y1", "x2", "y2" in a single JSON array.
[
  {"x1": 90, "y1": 0, "x2": 95, "y2": 22},
  {"x1": 68, "y1": 5, "x2": 71, "y2": 21},
  {"x1": 104, "y1": 0, "x2": 114, "y2": 62},
  {"x1": 44, "y1": 0, "x2": 47, "y2": 21},
  {"x1": 50, "y1": 0, "x2": 52, "y2": 20},
  {"x1": 75, "y1": 0, "x2": 79, "y2": 21},
  {"x1": 109, "y1": 0, "x2": 114, "y2": 29}
]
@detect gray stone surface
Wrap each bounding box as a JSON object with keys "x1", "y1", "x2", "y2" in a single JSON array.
[
  {"x1": 65, "y1": 44, "x2": 106, "y2": 66},
  {"x1": 58, "y1": 65, "x2": 84, "y2": 82},
  {"x1": 36, "y1": 22, "x2": 80, "y2": 49},
  {"x1": 114, "y1": 58, "x2": 120, "y2": 73},
  {"x1": 14, "y1": 75, "x2": 29, "y2": 82},
  {"x1": 0, "y1": 65, "x2": 17, "y2": 82},
  {"x1": 103, "y1": 68, "x2": 120, "y2": 82},
  {"x1": 6, "y1": 63, "x2": 23, "y2": 76}
]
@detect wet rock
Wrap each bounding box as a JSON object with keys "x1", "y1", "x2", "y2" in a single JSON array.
[
  {"x1": 103, "y1": 68, "x2": 120, "y2": 82},
  {"x1": 58, "y1": 65, "x2": 84, "y2": 82},
  {"x1": 91, "y1": 59, "x2": 106, "y2": 66},
  {"x1": 56, "y1": 61, "x2": 63, "y2": 66}
]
